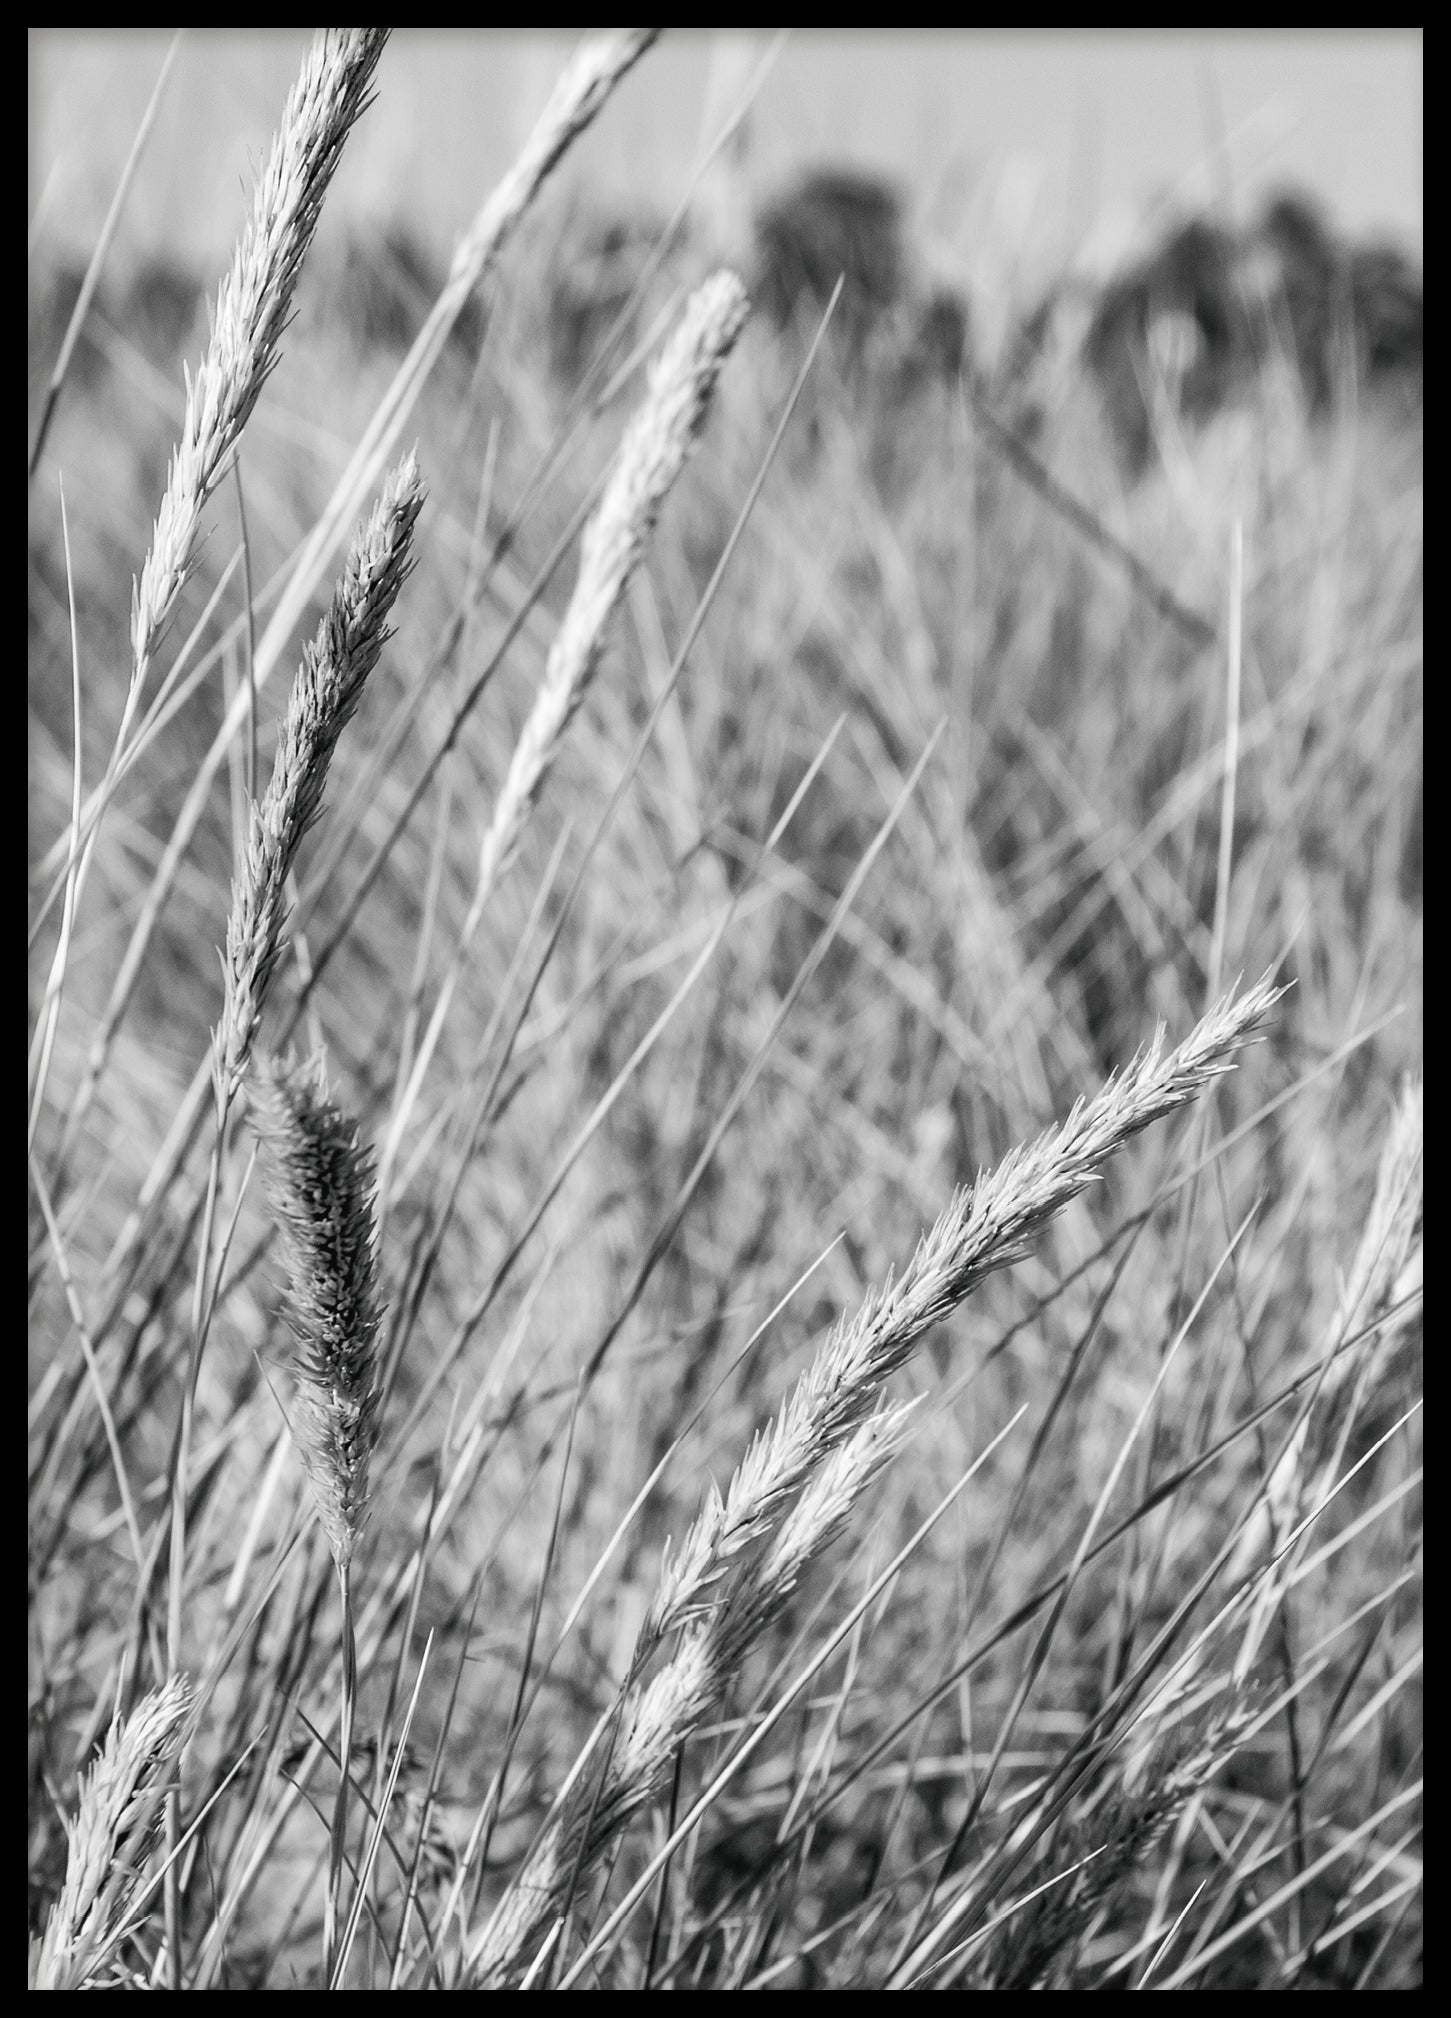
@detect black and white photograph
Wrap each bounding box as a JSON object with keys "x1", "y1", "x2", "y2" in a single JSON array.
[{"x1": 29, "y1": 29, "x2": 1421, "y2": 1990}]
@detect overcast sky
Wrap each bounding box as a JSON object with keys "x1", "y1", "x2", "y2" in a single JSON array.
[{"x1": 31, "y1": 29, "x2": 1421, "y2": 293}]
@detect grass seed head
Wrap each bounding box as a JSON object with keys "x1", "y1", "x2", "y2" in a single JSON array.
[
  {"x1": 250, "y1": 1053, "x2": 385, "y2": 1577},
  {"x1": 35, "y1": 1674, "x2": 195, "y2": 1992},
  {"x1": 213, "y1": 452, "x2": 425, "y2": 1114},
  {"x1": 132, "y1": 29, "x2": 388, "y2": 677}
]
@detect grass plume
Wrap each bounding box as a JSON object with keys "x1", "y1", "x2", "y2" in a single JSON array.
[
  {"x1": 34, "y1": 1675, "x2": 195, "y2": 1991},
  {"x1": 214, "y1": 452, "x2": 425, "y2": 1117},
  {"x1": 379, "y1": 271, "x2": 748, "y2": 1194},
  {"x1": 468, "y1": 975, "x2": 1281, "y2": 1983},
  {"x1": 132, "y1": 28, "x2": 387, "y2": 687},
  {"x1": 249, "y1": 1050, "x2": 385, "y2": 1978},
  {"x1": 249, "y1": 1053, "x2": 385, "y2": 1576}
]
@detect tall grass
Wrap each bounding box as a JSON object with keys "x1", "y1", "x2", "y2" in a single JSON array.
[{"x1": 29, "y1": 30, "x2": 1420, "y2": 1989}]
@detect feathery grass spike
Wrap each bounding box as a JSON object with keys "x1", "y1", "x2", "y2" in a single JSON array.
[
  {"x1": 479, "y1": 271, "x2": 749, "y2": 896},
  {"x1": 213, "y1": 453, "x2": 425, "y2": 1115},
  {"x1": 250, "y1": 1055, "x2": 384, "y2": 1576},
  {"x1": 649, "y1": 973, "x2": 1286, "y2": 1644},
  {"x1": 132, "y1": 29, "x2": 388, "y2": 682},
  {"x1": 470, "y1": 976, "x2": 1283, "y2": 1983},
  {"x1": 35, "y1": 1676, "x2": 194, "y2": 1991}
]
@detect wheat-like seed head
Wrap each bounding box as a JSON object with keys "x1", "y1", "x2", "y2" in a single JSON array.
[
  {"x1": 249, "y1": 1054, "x2": 384, "y2": 1578},
  {"x1": 35, "y1": 1674, "x2": 195, "y2": 1991},
  {"x1": 447, "y1": 31, "x2": 660, "y2": 301},
  {"x1": 213, "y1": 452, "x2": 425, "y2": 1116},
  {"x1": 372, "y1": 270, "x2": 751, "y2": 1211},
  {"x1": 477, "y1": 269, "x2": 750, "y2": 899},
  {"x1": 468, "y1": 975, "x2": 1284, "y2": 1984},
  {"x1": 131, "y1": 28, "x2": 387, "y2": 682},
  {"x1": 649, "y1": 973, "x2": 1286, "y2": 1645}
]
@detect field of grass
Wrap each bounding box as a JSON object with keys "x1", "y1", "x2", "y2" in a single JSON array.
[{"x1": 29, "y1": 30, "x2": 1421, "y2": 1989}]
